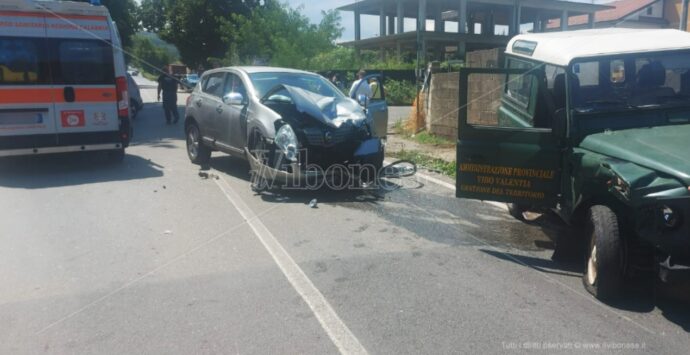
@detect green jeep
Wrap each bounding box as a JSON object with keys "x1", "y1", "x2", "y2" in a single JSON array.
[{"x1": 457, "y1": 28, "x2": 690, "y2": 300}]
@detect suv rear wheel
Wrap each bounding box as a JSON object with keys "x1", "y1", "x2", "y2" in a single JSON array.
[
  {"x1": 582, "y1": 205, "x2": 626, "y2": 300},
  {"x1": 186, "y1": 122, "x2": 211, "y2": 165}
]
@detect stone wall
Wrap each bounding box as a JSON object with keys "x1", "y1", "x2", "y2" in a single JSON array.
[
  {"x1": 426, "y1": 48, "x2": 505, "y2": 141},
  {"x1": 426, "y1": 72, "x2": 460, "y2": 140}
]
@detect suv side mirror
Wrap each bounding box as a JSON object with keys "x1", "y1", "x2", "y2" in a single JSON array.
[
  {"x1": 357, "y1": 94, "x2": 369, "y2": 108},
  {"x1": 553, "y1": 108, "x2": 568, "y2": 138},
  {"x1": 223, "y1": 92, "x2": 244, "y2": 106}
]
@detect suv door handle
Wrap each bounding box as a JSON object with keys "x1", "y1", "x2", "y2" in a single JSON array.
[
  {"x1": 216, "y1": 105, "x2": 223, "y2": 114},
  {"x1": 195, "y1": 99, "x2": 202, "y2": 107}
]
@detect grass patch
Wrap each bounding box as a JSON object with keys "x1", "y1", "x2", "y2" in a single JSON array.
[
  {"x1": 390, "y1": 150, "x2": 457, "y2": 178},
  {"x1": 412, "y1": 131, "x2": 454, "y2": 147},
  {"x1": 392, "y1": 121, "x2": 454, "y2": 148}
]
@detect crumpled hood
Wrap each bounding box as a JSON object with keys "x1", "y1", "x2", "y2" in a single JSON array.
[
  {"x1": 279, "y1": 85, "x2": 367, "y2": 128},
  {"x1": 580, "y1": 124, "x2": 690, "y2": 185}
]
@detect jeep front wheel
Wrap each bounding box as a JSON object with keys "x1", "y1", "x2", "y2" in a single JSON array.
[{"x1": 582, "y1": 205, "x2": 626, "y2": 300}]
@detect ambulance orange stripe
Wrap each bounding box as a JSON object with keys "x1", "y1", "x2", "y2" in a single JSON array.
[
  {"x1": 0, "y1": 88, "x2": 116, "y2": 104},
  {"x1": 0, "y1": 89, "x2": 53, "y2": 104},
  {"x1": 0, "y1": 11, "x2": 107, "y2": 21},
  {"x1": 70, "y1": 88, "x2": 116, "y2": 102}
]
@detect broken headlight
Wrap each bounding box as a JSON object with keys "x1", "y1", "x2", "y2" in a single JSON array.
[
  {"x1": 609, "y1": 174, "x2": 630, "y2": 198},
  {"x1": 275, "y1": 124, "x2": 298, "y2": 161}
]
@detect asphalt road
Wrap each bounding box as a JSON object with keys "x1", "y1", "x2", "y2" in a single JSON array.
[{"x1": 1, "y1": 86, "x2": 689, "y2": 354}]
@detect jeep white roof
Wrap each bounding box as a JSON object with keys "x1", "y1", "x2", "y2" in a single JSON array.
[{"x1": 506, "y1": 28, "x2": 690, "y2": 66}]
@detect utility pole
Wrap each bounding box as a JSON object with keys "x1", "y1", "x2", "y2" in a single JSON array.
[{"x1": 681, "y1": 0, "x2": 689, "y2": 31}]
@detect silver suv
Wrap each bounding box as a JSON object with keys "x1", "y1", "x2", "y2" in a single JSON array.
[{"x1": 184, "y1": 66, "x2": 388, "y2": 188}]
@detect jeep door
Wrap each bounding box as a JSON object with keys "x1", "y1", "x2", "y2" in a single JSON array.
[{"x1": 456, "y1": 66, "x2": 562, "y2": 208}]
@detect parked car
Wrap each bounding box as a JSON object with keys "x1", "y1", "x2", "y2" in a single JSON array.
[
  {"x1": 126, "y1": 73, "x2": 144, "y2": 119},
  {"x1": 180, "y1": 73, "x2": 199, "y2": 91},
  {"x1": 184, "y1": 66, "x2": 388, "y2": 188},
  {"x1": 0, "y1": 0, "x2": 131, "y2": 161},
  {"x1": 456, "y1": 28, "x2": 690, "y2": 300}
]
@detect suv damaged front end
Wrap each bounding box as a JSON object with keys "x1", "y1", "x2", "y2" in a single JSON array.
[{"x1": 247, "y1": 84, "x2": 384, "y2": 189}]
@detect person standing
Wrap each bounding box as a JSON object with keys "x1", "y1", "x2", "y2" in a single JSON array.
[
  {"x1": 157, "y1": 66, "x2": 179, "y2": 124},
  {"x1": 349, "y1": 69, "x2": 372, "y2": 99}
]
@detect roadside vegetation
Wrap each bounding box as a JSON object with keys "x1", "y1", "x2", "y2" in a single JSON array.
[{"x1": 389, "y1": 150, "x2": 457, "y2": 178}]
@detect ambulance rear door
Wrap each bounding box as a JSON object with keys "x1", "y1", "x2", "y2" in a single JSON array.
[
  {"x1": 44, "y1": 10, "x2": 121, "y2": 146},
  {"x1": 0, "y1": 10, "x2": 57, "y2": 151}
]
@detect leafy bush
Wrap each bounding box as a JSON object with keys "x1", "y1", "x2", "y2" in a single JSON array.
[
  {"x1": 385, "y1": 79, "x2": 417, "y2": 106},
  {"x1": 130, "y1": 34, "x2": 176, "y2": 75}
]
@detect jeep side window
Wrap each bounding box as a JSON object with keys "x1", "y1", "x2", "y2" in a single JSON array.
[
  {"x1": 495, "y1": 58, "x2": 541, "y2": 128},
  {"x1": 505, "y1": 59, "x2": 534, "y2": 109}
]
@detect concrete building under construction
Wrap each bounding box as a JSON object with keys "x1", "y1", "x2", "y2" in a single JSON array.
[{"x1": 337, "y1": 0, "x2": 611, "y2": 61}]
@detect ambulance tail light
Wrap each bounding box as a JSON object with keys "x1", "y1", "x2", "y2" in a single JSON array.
[{"x1": 116, "y1": 76, "x2": 129, "y2": 117}]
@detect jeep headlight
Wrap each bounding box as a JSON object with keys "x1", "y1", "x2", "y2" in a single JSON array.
[
  {"x1": 609, "y1": 175, "x2": 630, "y2": 198},
  {"x1": 275, "y1": 124, "x2": 298, "y2": 161}
]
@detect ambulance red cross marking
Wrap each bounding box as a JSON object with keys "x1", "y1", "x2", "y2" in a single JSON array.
[{"x1": 61, "y1": 110, "x2": 85, "y2": 128}]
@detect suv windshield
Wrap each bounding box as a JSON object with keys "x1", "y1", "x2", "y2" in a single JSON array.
[
  {"x1": 570, "y1": 50, "x2": 690, "y2": 112},
  {"x1": 249, "y1": 72, "x2": 343, "y2": 99}
]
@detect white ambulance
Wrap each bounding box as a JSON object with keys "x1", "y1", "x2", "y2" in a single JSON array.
[{"x1": 0, "y1": 0, "x2": 131, "y2": 160}]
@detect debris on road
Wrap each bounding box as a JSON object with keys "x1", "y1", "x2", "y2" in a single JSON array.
[{"x1": 309, "y1": 199, "x2": 318, "y2": 208}]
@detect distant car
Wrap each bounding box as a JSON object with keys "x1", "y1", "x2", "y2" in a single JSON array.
[
  {"x1": 181, "y1": 73, "x2": 199, "y2": 91},
  {"x1": 184, "y1": 66, "x2": 389, "y2": 189},
  {"x1": 126, "y1": 73, "x2": 144, "y2": 119}
]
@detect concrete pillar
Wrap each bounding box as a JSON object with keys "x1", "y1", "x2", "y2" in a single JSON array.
[
  {"x1": 355, "y1": 9, "x2": 361, "y2": 40},
  {"x1": 457, "y1": 42, "x2": 467, "y2": 62},
  {"x1": 419, "y1": 0, "x2": 427, "y2": 32},
  {"x1": 389, "y1": 16, "x2": 395, "y2": 35},
  {"x1": 418, "y1": 0, "x2": 428, "y2": 64},
  {"x1": 588, "y1": 12, "x2": 595, "y2": 29},
  {"x1": 511, "y1": 1, "x2": 521, "y2": 35},
  {"x1": 435, "y1": 46, "x2": 444, "y2": 61},
  {"x1": 682, "y1": 0, "x2": 689, "y2": 31},
  {"x1": 458, "y1": 0, "x2": 468, "y2": 34},
  {"x1": 434, "y1": 3, "x2": 444, "y2": 33},
  {"x1": 380, "y1": 5, "x2": 386, "y2": 37},
  {"x1": 561, "y1": 10, "x2": 569, "y2": 31},
  {"x1": 396, "y1": 0, "x2": 404, "y2": 33}
]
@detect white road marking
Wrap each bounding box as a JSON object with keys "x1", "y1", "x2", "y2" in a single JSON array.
[{"x1": 213, "y1": 175, "x2": 368, "y2": 355}]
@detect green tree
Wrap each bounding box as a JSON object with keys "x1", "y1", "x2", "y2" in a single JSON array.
[
  {"x1": 224, "y1": 1, "x2": 343, "y2": 69},
  {"x1": 71, "y1": 0, "x2": 139, "y2": 48},
  {"x1": 156, "y1": 0, "x2": 260, "y2": 69},
  {"x1": 138, "y1": 0, "x2": 170, "y2": 34},
  {"x1": 130, "y1": 34, "x2": 174, "y2": 74}
]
